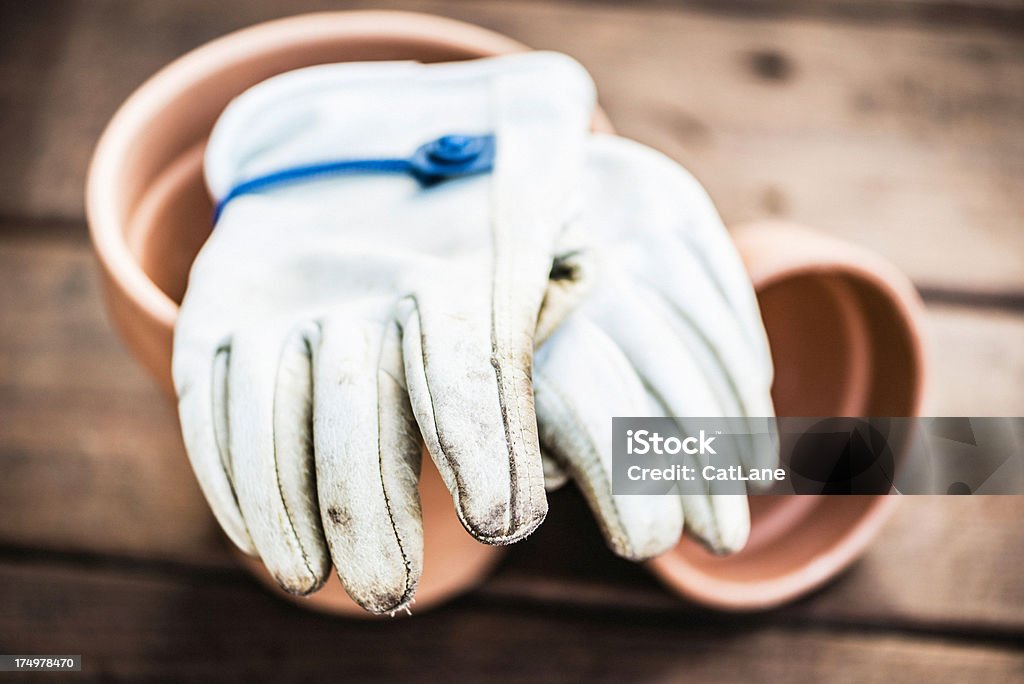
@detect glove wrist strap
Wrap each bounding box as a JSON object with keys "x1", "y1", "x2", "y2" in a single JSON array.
[{"x1": 213, "y1": 133, "x2": 496, "y2": 222}]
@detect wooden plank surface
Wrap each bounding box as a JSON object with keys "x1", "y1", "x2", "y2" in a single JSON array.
[
  {"x1": 0, "y1": 560, "x2": 1022, "y2": 683},
  {"x1": 0, "y1": 231, "x2": 226, "y2": 567},
  {"x1": 2, "y1": 0, "x2": 1022, "y2": 290},
  {"x1": 927, "y1": 305, "x2": 1024, "y2": 416},
  {"x1": 2, "y1": 0, "x2": 1023, "y2": 678},
  {"x1": 489, "y1": 493, "x2": 1024, "y2": 637}
]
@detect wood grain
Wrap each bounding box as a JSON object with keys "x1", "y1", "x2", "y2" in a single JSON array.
[
  {"x1": 0, "y1": 559, "x2": 1021, "y2": 683},
  {"x1": 0, "y1": 232, "x2": 225, "y2": 567},
  {"x1": 927, "y1": 305, "x2": 1024, "y2": 416},
  {"x1": 487, "y1": 493, "x2": 1024, "y2": 636},
  {"x1": 1, "y1": 0, "x2": 1021, "y2": 290}
]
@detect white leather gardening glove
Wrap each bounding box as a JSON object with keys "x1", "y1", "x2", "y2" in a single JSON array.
[
  {"x1": 535, "y1": 134, "x2": 776, "y2": 559},
  {"x1": 173, "y1": 54, "x2": 594, "y2": 613}
]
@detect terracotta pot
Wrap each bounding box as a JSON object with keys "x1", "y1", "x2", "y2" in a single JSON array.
[
  {"x1": 647, "y1": 220, "x2": 927, "y2": 611},
  {"x1": 86, "y1": 10, "x2": 614, "y2": 617}
]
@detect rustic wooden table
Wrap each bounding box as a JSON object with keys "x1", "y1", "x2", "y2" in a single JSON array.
[{"x1": 1, "y1": 1, "x2": 1022, "y2": 681}]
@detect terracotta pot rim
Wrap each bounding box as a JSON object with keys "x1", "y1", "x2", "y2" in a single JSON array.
[
  {"x1": 734, "y1": 220, "x2": 929, "y2": 418},
  {"x1": 647, "y1": 495, "x2": 901, "y2": 611}
]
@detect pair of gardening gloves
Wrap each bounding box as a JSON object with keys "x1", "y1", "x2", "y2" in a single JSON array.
[{"x1": 173, "y1": 53, "x2": 775, "y2": 614}]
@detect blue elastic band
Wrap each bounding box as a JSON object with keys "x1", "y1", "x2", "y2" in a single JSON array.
[{"x1": 213, "y1": 133, "x2": 496, "y2": 223}]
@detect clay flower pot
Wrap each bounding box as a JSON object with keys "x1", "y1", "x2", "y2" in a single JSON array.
[
  {"x1": 85, "y1": 10, "x2": 614, "y2": 617},
  {"x1": 647, "y1": 220, "x2": 927, "y2": 610}
]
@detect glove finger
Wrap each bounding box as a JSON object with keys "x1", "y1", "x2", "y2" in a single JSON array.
[
  {"x1": 539, "y1": 225, "x2": 592, "y2": 494},
  {"x1": 615, "y1": 263, "x2": 775, "y2": 478},
  {"x1": 678, "y1": 193, "x2": 772, "y2": 374},
  {"x1": 594, "y1": 285, "x2": 751, "y2": 554},
  {"x1": 636, "y1": 241, "x2": 772, "y2": 407},
  {"x1": 535, "y1": 221, "x2": 592, "y2": 347},
  {"x1": 228, "y1": 324, "x2": 330, "y2": 595},
  {"x1": 631, "y1": 389, "x2": 751, "y2": 554},
  {"x1": 314, "y1": 310, "x2": 423, "y2": 615},
  {"x1": 643, "y1": 278, "x2": 778, "y2": 481},
  {"x1": 542, "y1": 454, "x2": 570, "y2": 492},
  {"x1": 535, "y1": 315, "x2": 684, "y2": 561},
  {"x1": 597, "y1": 135, "x2": 771, "y2": 371},
  {"x1": 632, "y1": 250, "x2": 776, "y2": 475},
  {"x1": 672, "y1": 421, "x2": 752, "y2": 555},
  {"x1": 590, "y1": 274, "x2": 762, "y2": 470},
  {"x1": 176, "y1": 344, "x2": 256, "y2": 554},
  {"x1": 668, "y1": 229, "x2": 780, "y2": 488},
  {"x1": 679, "y1": 493, "x2": 751, "y2": 556},
  {"x1": 400, "y1": 284, "x2": 547, "y2": 545}
]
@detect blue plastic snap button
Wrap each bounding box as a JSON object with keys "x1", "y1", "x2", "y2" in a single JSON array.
[
  {"x1": 411, "y1": 133, "x2": 495, "y2": 186},
  {"x1": 427, "y1": 135, "x2": 486, "y2": 164}
]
